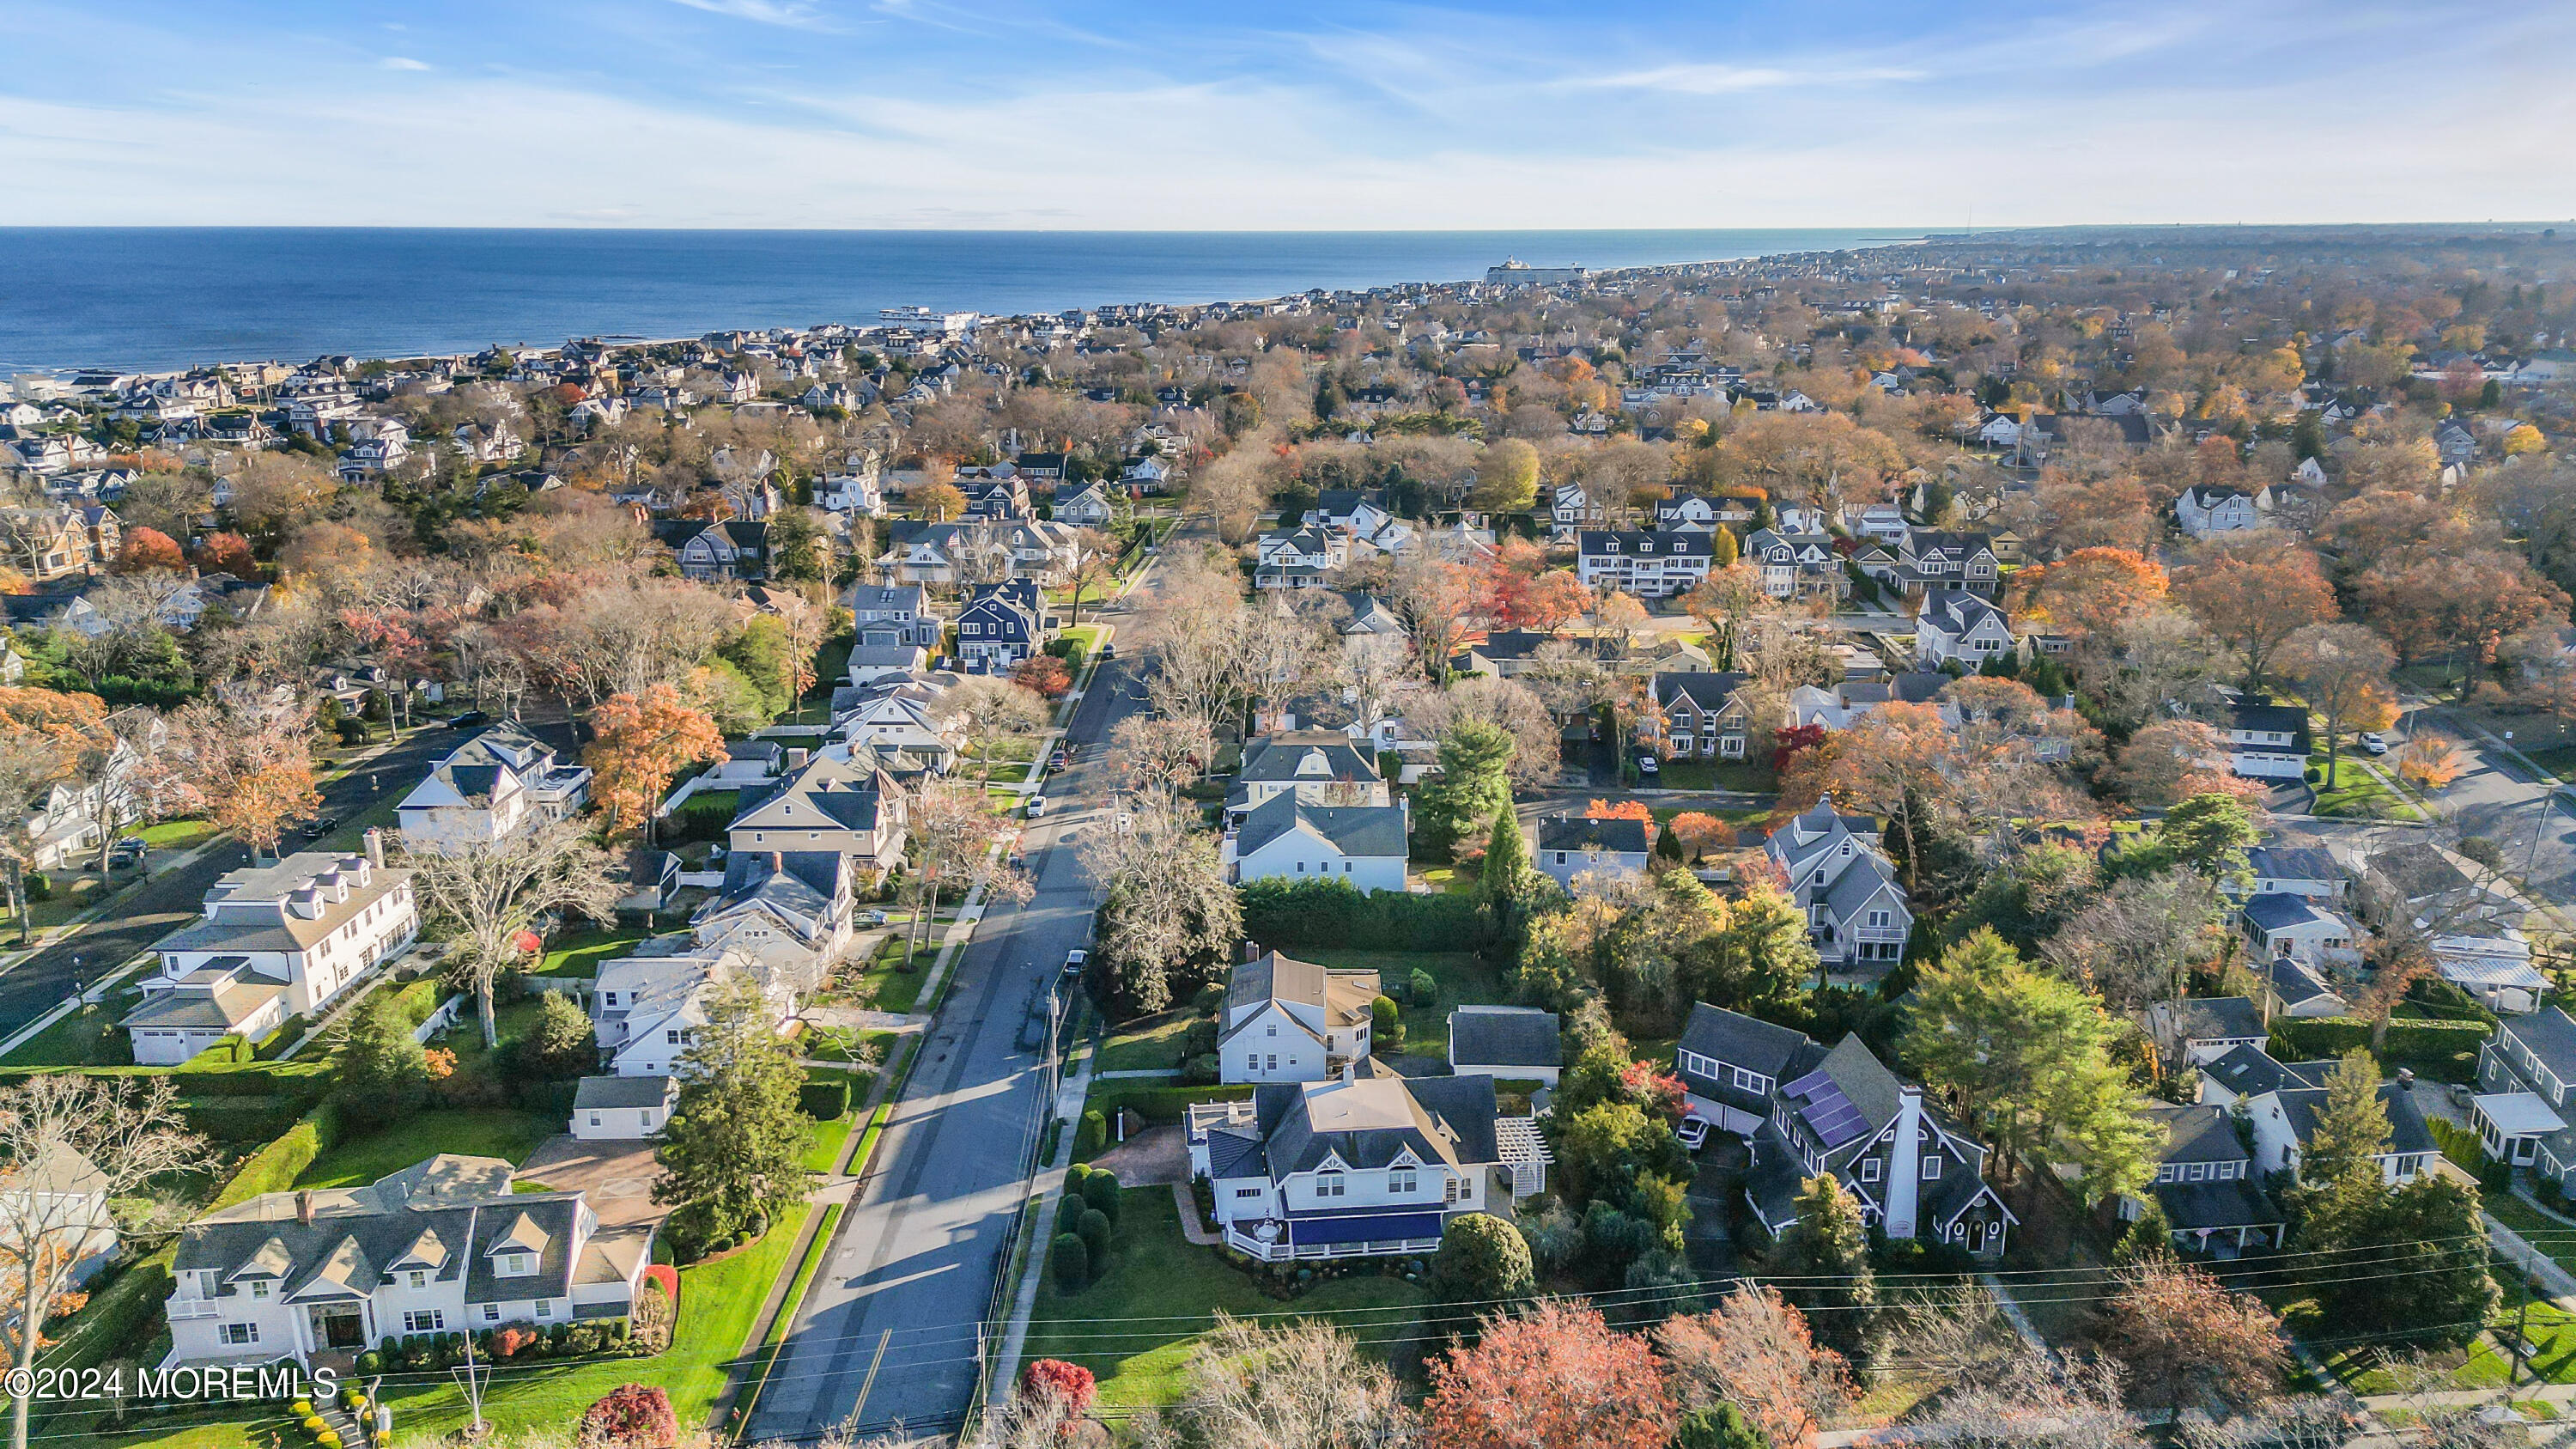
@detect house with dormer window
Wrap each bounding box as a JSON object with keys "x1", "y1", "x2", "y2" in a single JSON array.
[
  {"x1": 1673, "y1": 1005, "x2": 2014, "y2": 1258},
  {"x1": 2225, "y1": 699, "x2": 2312, "y2": 780},
  {"x1": 845, "y1": 582, "x2": 941, "y2": 650},
  {"x1": 1255, "y1": 527, "x2": 1343, "y2": 590},
  {"x1": 165, "y1": 1154, "x2": 647, "y2": 1366},
  {"x1": 2474, "y1": 1008, "x2": 2576, "y2": 1180},
  {"x1": 1652, "y1": 493, "x2": 1726, "y2": 533},
  {"x1": 1228, "y1": 731, "x2": 1389, "y2": 819},
  {"x1": 1550, "y1": 482, "x2": 1612, "y2": 539},
  {"x1": 1645, "y1": 671, "x2": 1757, "y2": 759},
  {"x1": 1188, "y1": 1073, "x2": 1540, "y2": 1262},
  {"x1": 2125, "y1": 1102, "x2": 2282, "y2": 1257},
  {"x1": 1217, "y1": 949, "x2": 1378, "y2": 1083},
  {"x1": 1763, "y1": 798, "x2": 1912, "y2": 971},
  {"x1": 1576, "y1": 529, "x2": 1715, "y2": 598},
  {"x1": 1914, "y1": 591, "x2": 2015, "y2": 667},
  {"x1": 1743, "y1": 527, "x2": 1842, "y2": 600},
  {"x1": 954, "y1": 580, "x2": 1051, "y2": 674},
  {"x1": 396, "y1": 723, "x2": 592, "y2": 852},
  {"x1": 1893, "y1": 529, "x2": 1999, "y2": 597},
  {"x1": 728, "y1": 752, "x2": 908, "y2": 882},
  {"x1": 2176, "y1": 484, "x2": 2270, "y2": 539}
]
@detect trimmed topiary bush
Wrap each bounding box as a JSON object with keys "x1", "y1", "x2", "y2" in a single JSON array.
[
  {"x1": 1052, "y1": 1233, "x2": 1090, "y2": 1289},
  {"x1": 1076, "y1": 1208, "x2": 1113, "y2": 1271},
  {"x1": 1082, "y1": 1169, "x2": 1121, "y2": 1222}
]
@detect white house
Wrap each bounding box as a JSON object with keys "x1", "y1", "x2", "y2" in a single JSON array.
[
  {"x1": 124, "y1": 838, "x2": 417, "y2": 1065},
  {"x1": 1226, "y1": 793, "x2": 1408, "y2": 894},
  {"x1": 2227, "y1": 701, "x2": 2312, "y2": 780},
  {"x1": 1188, "y1": 1073, "x2": 1531, "y2": 1261},
  {"x1": 1229, "y1": 731, "x2": 1388, "y2": 819},
  {"x1": 165, "y1": 1155, "x2": 648, "y2": 1365},
  {"x1": 570, "y1": 1076, "x2": 679, "y2": 1142},
  {"x1": 1534, "y1": 814, "x2": 1650, "y2": 886},
  {"x1": 2239, "y1": 893, "x2": 2359, "y2": 968},
  {"x1": 1054, "y1": 483, "x2": 1116, "y2": 527},
  {"x1": 2176, "y1": 484, "x2": 2270, "y2": 539},
  {"x1": 1217, "y1": 950, "x2": 1378, "y2": 1084},
  {"x1": 396, "y1": 724, "x2": 592, "y2": 852},
  {"x1": 1764, "y1": 798, "x2": 1912, "y2": 971},
  {"x1": 2235, "y1": 1062, "x2": 2436, "y2": 1187},
  {"x1": 1913, "y1": 591, "x2": 2015, "y2": 668},
  {"x1": 1254, "y1": 527, "x2": 1343, "y2": 590},
  {"x1": 688, "y1": 850, "x2": 857, "y2": 991},
  {"x1": 1575, "y1": 530, "x2": 1715, "y2": 598},
  {"x1": 2474, "y1": 1008, "x2": 2576, "y2": 1178}
]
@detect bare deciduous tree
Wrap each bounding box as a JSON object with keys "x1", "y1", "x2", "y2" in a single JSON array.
[{"x1": 398, "y1": 820, "x2": 623, "y2": 1047}]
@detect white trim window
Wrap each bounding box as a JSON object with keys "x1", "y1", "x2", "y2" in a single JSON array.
[{"x1": 404, "y1": 1310, "x2": 446, "y2": 1333}]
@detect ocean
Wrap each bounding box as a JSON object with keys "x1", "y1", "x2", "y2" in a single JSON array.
[{"x1": 0, "y1": 228, "x2": 1911, "y2": 374}]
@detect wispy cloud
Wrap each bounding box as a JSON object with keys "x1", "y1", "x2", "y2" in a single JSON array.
[
  {"x1": 1564, "y1": 61, "x2": 1922, "y2": 94},
  {"x1": 665, "y1": 0, "x2": 830, "y2": 29},
  {"x1": 379, "y1": 56, "x2": 432, "y2": 71}
]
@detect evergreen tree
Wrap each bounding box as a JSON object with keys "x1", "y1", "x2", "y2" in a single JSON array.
[
  {"x1": 336, "y1": 995, "x2": 429, "y2": 1128},
  {"x1": 1767, "y1": 1174, "x2": 1877, "y2": 1357},
  {"x1": 1435, "y1": 1213, "x2": 1536, "y2": 1302},
  {"x1": 1416, "y1": 720, "x2": 1516, "y2": 861},
  {"x1": 1476, "y1": 808, "x2": 1544, "y2": 948},
  {"x1": 2303, "y1": 1175, "x2": 2494, "y2": 1343},
  {"x1": 2111, "y1": 1197, "x2": 2178, "y2": 1268},
  {"x1": 2153, "y1": 794, "x2": 2259, "y2": 880},
  {"x1": 654, "y1": 976, "x2": 814, "y2": 1256},
  {"x1": 2303, "y1": 1050, "x2": 2393, "y2": 1199}
]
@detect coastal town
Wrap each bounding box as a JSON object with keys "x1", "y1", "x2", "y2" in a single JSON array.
[{"x1": 2, "y1": 225, "x2": 2576, "y2": 1449}]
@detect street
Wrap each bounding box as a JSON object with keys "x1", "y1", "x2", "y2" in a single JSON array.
[
  {"x1": 0, "y1": 727, "x2": 455, "y2": 1040},
  {"x1": 744, "y1": 621, "x2": 1156, "y2": 1440}
]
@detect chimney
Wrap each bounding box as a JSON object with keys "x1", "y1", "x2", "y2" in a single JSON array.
[
  {"x1": 770, "y1": 851, "x2": 785, "y2": 871},
  {"x1": 1242, "y1": 941, "x2": 1261, "y2": 965},
  {"x1": 363, "y1": 829, "x2": 385, "y2": 869},
  {"x1": 787, "y1": 747, "x2": 810, "y2": 769},
  {"x1": 295, "y1": 1190, "x2": 313, "y2": 1227},
  {"x1": 2397, "y1": 1067, "x2": 2415, "y2": 1091}
]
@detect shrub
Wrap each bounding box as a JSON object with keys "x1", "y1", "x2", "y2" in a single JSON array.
[
  {"x1": 1052, "y1": 1233, "x2": 1090, "y2": 1289},
  {"x1": 318, "y1": 1434, "x2": 341, "y2": 1449},
  {"x1": 354, "y1": 1351, "x2": 381, "y2": 1376},
  {"x1": 1076, "y1": 1110, "x2": 1106, "y2": 1156},
  {"x1": 1018, "y1": 1358, "x2": 1097, "y2": 1416},
  {"x1": 1181, "y1": 1017, "x2": 1219, "y2": 1056},
  {"x1": 1076, "y1": 1208, "x2": 1113, "y2": 1270},
  {"x1": 1434, "y1": 1213, "x2": 1535, "y2": 1301},
  {"x1": 1372, "y1": 995, "x2": 1404, "y2": 1053},
  {"x1": 1181, "y1": 1052, "x2": 1220, "y2": 1086},
  {"x1": 1082, "y1": 1170, "x2": 1121, "y2": 1222},
  {"x1": 1236, "y1": 877, "x2": 1492, "y2": 953},
  {"x1": 1408, "y1": 968, "x2": 1437, "y2": 1008},
  {"x1": 579, "y1": 1385, "x2": 679, "y2": 1449},
  {"x1": 301, "y1": 1417, "x2": 325, "y2": 1436},
  {"x1": 799, "y1": 1075, "x2": 850, "y2": 1122}
]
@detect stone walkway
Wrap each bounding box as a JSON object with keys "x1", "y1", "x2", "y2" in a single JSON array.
[{"x1": 1172, "y1": 1183, "x2": 1219, "y2": 1245}]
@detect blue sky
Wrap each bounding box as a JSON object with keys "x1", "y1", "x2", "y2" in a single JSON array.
[{"x1": 2, "y1": 0, "x2": 2571, "y2": 228}]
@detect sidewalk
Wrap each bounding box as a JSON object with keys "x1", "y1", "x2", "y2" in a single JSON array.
[{"x1": 986, "y1": 1034, "x2": 1100, "y2": 1406}]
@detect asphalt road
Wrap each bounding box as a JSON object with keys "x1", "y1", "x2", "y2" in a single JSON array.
[
  {"x1": 0, "y1": 726, "x2": 458, "y2": 1040},
  {"x1": 745, "y1": 635, "x2": 1153, "y2": 1440}
]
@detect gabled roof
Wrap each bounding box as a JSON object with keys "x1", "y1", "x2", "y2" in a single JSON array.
[
  {"x1": 2243, "y1": 892, "x2": 2332, "y2": 934},
  {"x1": 2245, "y1": 845, "x2": 2339, "y2": 882},
  {"x1": 1234, "y1": 791, "x2": 1407, "y2": 860},
  {"x1": 1250, "y1": 1075, "x2": 1500, "y2": 1178},
  {"x1": 1225, "y1": 950, "x2": 1378, "y2": 1024},
  {"x1": 2502, "y1": 1008, "x2": 2576, "y2": 1083},
  {"x1": 2150, "y1": 996, "x2": 2268, "y2": 1044},
  {"x1": 1677, "y1": 1003, "x2": 1812, "y2": 1081},
  {"x1": 2145, "y1": 1102, "x2": 2249, "y2": 1166},
  {"x1": 1536, "y1": 815, "x2": 1649, "y2": 855},
  {"x1": 1919, "y1": 590, "x2": 2005, "y2": 637},
  {"x1": 1236, "y1": 732, "x2": 1377, "y2": 785},
  {"x1": 1449, "y1": 1007, "x2": 1561, "y2": 1071},
  {"x1": 1653, "y1": 671, "x2": 1750, "y2": 713}
]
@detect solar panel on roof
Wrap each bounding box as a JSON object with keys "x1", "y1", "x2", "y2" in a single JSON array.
[
  {"x1": 1783, "y1": 1068, "x2": 1835, "y2": 1099},
  {"x1": 1808, "y1": 1097, "x2": 1870, "y2": 1148}
]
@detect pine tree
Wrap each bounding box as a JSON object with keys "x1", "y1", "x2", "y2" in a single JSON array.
[
  {"x1": 2302, "y1": 1050, "x2": 2392, "y2": 1199},
  {"x1": 1768, "y1": 1174, "x2": 1877, "y2": 1357},
  {"x1": 654, "y1": 975, "x2": 814, "y2": 1256},
  {"x1": 1417, "y1": 720, "x2": 1516, "y2": 861},
  {"x1": 1477, "y1": 809, "x2": 1541, "y2": 948},
  {"x1": 2112, "y1": 1197, "x2": 2178, "y2": 1268}
]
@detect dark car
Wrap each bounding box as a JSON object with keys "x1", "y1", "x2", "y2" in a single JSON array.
[
  {"x1": 1097, "y1": 643, "x2": 1115, "y2": 661},
  {"x1": 108, "y1": 837, "x2": 148, "y2": 866},
  {"x1": 302, "y1": 817, "x2": 339, "y2": 839},
  {"x1": 447, "y1": 709, "x2": 491, "y2": 730}
]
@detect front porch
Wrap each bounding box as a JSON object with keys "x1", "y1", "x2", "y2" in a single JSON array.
[{"x1": 2476, "y1": 1091, "x2": 2567, "y2": 1167}]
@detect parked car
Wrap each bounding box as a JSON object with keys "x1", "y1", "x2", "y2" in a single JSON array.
[
  {"x1": 2360, "y1": 732, "x2": 2390, "y2": 755},
  {"x1": 302, "y1": 817, "x2": 339, "y2": 839},
  {"x1": 1675, "y1": 1117, "x2": 1710, "y2": 1152},
  {"x1": 1061, "y1": 947, "x2": 1089, "y2": 979},
  {"x1": 1636, "y1": 754, "x2": 1662, "y2": 778},
  {"x1": 853, "y1": 909, "x2": 887, "y2": 927},
  {"x1": 1024, "y1": 795, "x2": 1047, "y2": 818},
  {"x1": 1097, "y1": 643, "x2": 1116, "y2": 661},
  {"x1": 447, "y1": 709, "x2": 491, "y2": 730},
  {"x1": 108, "y1": 837, "x2": 147, "y2": 867}
]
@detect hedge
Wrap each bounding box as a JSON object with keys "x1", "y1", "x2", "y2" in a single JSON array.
[
  {"x1": 2269, "y1": 1016, "x2": 2491, "y2": 1083},
  {"x1": 1237, "y1": 879, "x2": 1492, "y2": 954},
  {"x1": 0, "y1": 1061, "x2": 333, "y2": 1101},
  {"x1": 39, "y1": 1258, "x2": 168, "y2": 1373},
  {"x1": 212, "y1": 1102, "x2": 345, "y2": 1210},
  {"x1": 799, "y1": 1077, "x2": 850, "y2": 1122},
  {"x1": 1084, "y1": 1081, "x2": 1254, "y2": 1129},
  {"x1": 179, "y1": 1095, "x2": 309, "y2": 1145}
]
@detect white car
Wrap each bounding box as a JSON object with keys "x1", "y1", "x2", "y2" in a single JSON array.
[
  {"x1": 1025, "y1": 795, "x2": 1048, "y2": 817},
  {"x1": 1675, "y1": 1117, "x2": 1710, "y2": 1152},
  {"x1": 2359, "y1": 733, "x2": 2390, "y2": 756}
]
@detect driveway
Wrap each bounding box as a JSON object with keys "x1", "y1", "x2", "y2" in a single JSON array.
[
  {"x1": 1087, "y1": 1123, "x2": 1186, "y2": 1187},
  {"x1": 516, "y1": 1136, "x2": 669, "y2": 1231}
]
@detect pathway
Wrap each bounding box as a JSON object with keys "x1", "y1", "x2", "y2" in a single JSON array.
[
  {"x1": 987, "y1": 1038, "x2": 1100, "y2": 1407},
  {"x1": 1171, "y1": 1183, "x2": 1219, "y2": 1246}
]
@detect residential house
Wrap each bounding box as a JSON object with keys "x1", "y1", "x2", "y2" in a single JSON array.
[
  {"x1": 727, "y1": 752, "x2": 909, "y2": 883},
  {"x1": 1575, "y1": 529, "x2": 1715, "y2": 598},
  {"x1": 1550, "y1": 483, "x2": 1612, "y2": 539},
  {"x1": 1647, "y1": 671, "x2": 1756, "y2": 760},
  {"x1": 2475, "y1": 1008, "x2": 2576, "y2": 1179},
  {"x1": 1255, "y1": 527, "x2": 1344, "y2": 590},
  {"x1": 1743, "y1": 527, "x2": 1843, "y2": 600},
  {"x1": 687, "y1": 849, "x2": 856, "y2": 991},
  {"x1": 1914, "y1": 591, "x2": 2015, "y2": 668},
  {"x1": 1673, "y1": 1006, "x2": 2014, "y2": 1257},
  {"x1": 571, "y1": 1076, "x2": 679, "y2": 1142},
  {"x1": 1652, "y1": 493, "x2": 1727, "y2": 533},
  {"x1": 2255, "y1": 954, "x2": 2348, "y2": 1020},
  {"x1": 1054, "y1": 483, "x2": 1115, "y2": 527},
  {"x1": 845, "y1": 582, "x2": 941, "y2": 650},
  {"x1": 844, "y1": 644, "x2": 930, "y2": 686},
  {"x1": 1455, "y1": 629, "x2": 1582, "y2": 679},
  {"x1": 2225, "y1": 700, "x2": 2312, "y2": 780},
  {"x1": 1534, "y1": 814, "x2": 1650, "y2": 886},
  {"x1": 1763, "y1": 798, "x2": 1913, "y2": 971},
  {"x1": 2145, "y1": 997, "x2": 2270, "y2": 1068},
  {"x1": 2434, "y1": 932, "x2": 2548, "y2": 1014},
  {"x1": 954, "y1": 580, "x2": 1051, "y2": 675},
  {"x1": 0, "y1": 1145, "x2": 118, "y2": 1287},
  {"x1": 1225, "y1": 792, "x2": 1408, "y2": 894},
  {"x1": 1229, "y1": 731, "x2": 1388, "y2": 819},
  {"x1": 2126, "y1": 1103, "x2": 2283, "y2": 1257},
  {"x1": 2176, "y1": 484, "x2": 2270, "y2": 539},
  {"x1": 2243, "y1": 844, "x2": 2346, "y2": 901},
  {"x1": 124, "y1": 838, "x2": 417, "y2": 1065},
  {"x1": 2237, "y1": 1058, "x2": 2436, "y2": 1185},
  {"x1": 395, "y1": 724, "x2": 592, "y2": 852},
  {"x1": 701, "y1": 740, "x2": 787, "y2": 792},
  {"x1": 670, "y1": 520, "x2": 768, "y2": 581},
  {"x1": 831, "y1": 684, "x2": 959, "y2": 772},
  {"x1": 0, "y1": 504, "x2": 118, "y2": 581},
  {"x1": 1188, "y1": 1073, "x2": 1534, "y2": 1261},
  {"x1": 1217, "y1": 949, "x2": 1378, "y2": 1084},
  {"x1": 2239, "y1": 893, "x2": 2359, "y2": 968},
  {"x1": 1892, "y1": 529, "x2": 2000, "y2": 597},
  {"x1": 165, "y1": 1154, "x2": 647, "y2": 1365},
  {"x1": 1449, "y1": 1007, "x2": 1561, "y2": 1087}
]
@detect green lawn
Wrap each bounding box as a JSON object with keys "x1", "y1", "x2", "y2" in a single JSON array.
[
  {"x1": 847, "y1": 935, "x2": 933, "y2": 1015},
  {"x1": 537, "y1": 927, "x2": 647, "y2": 977},
  {"x1": 1653, "y1": 758, "x2": 1776, "y2": 793},
  {"x1": 1297, "y1": 949, "x2": 1494, "y2": 1058},
  {"x1": 1097, "y1": 1009, "x2": 1198, "y2": 1073},
  {"x1": 1417, "y1": 859, "x2": 1483, "y2": 896},
  {"x1": 294, "y1": 1108, "x2": 558, "y2": 1189},
  {"x1": 2483, "y1": 1190, "x2": 2576, "y2": 1281},
  {"x1": 801, "y1": 1106, "x2": 857, "y2": 1175},
  {"x1": 134, "y1": 819, "x2": 218, "y2": 850},
  {"x1": 2310, "y1": 754, "x2": 2427, "y2": 821},
  {"x1": 1022, "y1": 1187, "x2": 1428, "y2": 1408},
  {"x1": 1, "y1": 997, "x2": 131, "y2": 1065}
]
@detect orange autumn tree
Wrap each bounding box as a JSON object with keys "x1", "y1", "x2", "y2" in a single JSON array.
[
  {"x1": 2013, "y1": 546, "x2": 2169, "y2": 641},
  {"x1": 154, "y1": 697, "x2": 321, "y2": 860},
  {"x1": 584, "y1": 684, "x2": 724, "y2": 837},
  {"x1": 1583, "y1": 799, "x2": 1654, "y2": 822},
  {"x1": 1669, "y1": 812, "x2": 1734, "y2": 861},
  {"x1": 1420, "y1": 1300, "x2": 1675, "y2": 1449},
  {"x1": 113, "y1": 527, "x2": 186, "y2": 575}
]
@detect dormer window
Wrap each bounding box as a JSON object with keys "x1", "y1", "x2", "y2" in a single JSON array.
[
  {"x1": 497, "y1": 1251, "x2": 536, "y2": 1277},
  {"x1": 1315, "y1": 1171, "x2": 1346, "y2": 1198}
]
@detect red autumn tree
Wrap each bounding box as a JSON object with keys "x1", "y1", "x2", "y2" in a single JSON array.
[
  {"x1": 1421, "y1": 1300, "x2": 1675, "y2": 1449},
  {"x1": 1656, "y1": 1284, "x2": 1854, "y2": 1449},
  {"x1": 2097, "y1": 1260, "x2": 2288, "y2": 1413},
  {"x1": 1012, "y1": 654, "x2": 1073, "y2": 701},
  {"x1": 578, "y1": 1385, "x2": 678, "y2": 1449},
  {"x1": 1017, "y1": 1358, "x2": 1097, "y2": 1415},
  {"x1": 583, "y1": 684, "x2": 725, "y2": 837},
  {"x1": 114, "y1": 527, "x2": 186, "y2": 574},
  {"x1": 1771, "y1": 722, "x2": 1826, "y2": 770},
  {"x1": 2014, "y1": 546, "x2": 2169, "y2": 641},
  {"x1": 1668, "y1": 812, "x2": 1734, "y2": 861},
  {"x1": 191, "y1": 531, "x2": 258, "y2": 578},
  {"x1": 2170, "y1": 539, "x2": 2339, "y2": 689}
]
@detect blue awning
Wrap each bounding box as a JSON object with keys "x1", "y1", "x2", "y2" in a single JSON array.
[{"x1": 1287, "y1": 1210, "x2": 1444, "y2": 1247}]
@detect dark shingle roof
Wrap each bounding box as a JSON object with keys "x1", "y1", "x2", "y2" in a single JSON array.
[
  {"x1": 1537, "y1": 815, "x2": 1649, "y2": 855},
  {"x1": 1233, "y1": 792, "x2": 1408, "y2": 860},
  {"x1": 1449, "y1": 1008, "x2": 1561, "y2": 1071}
]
